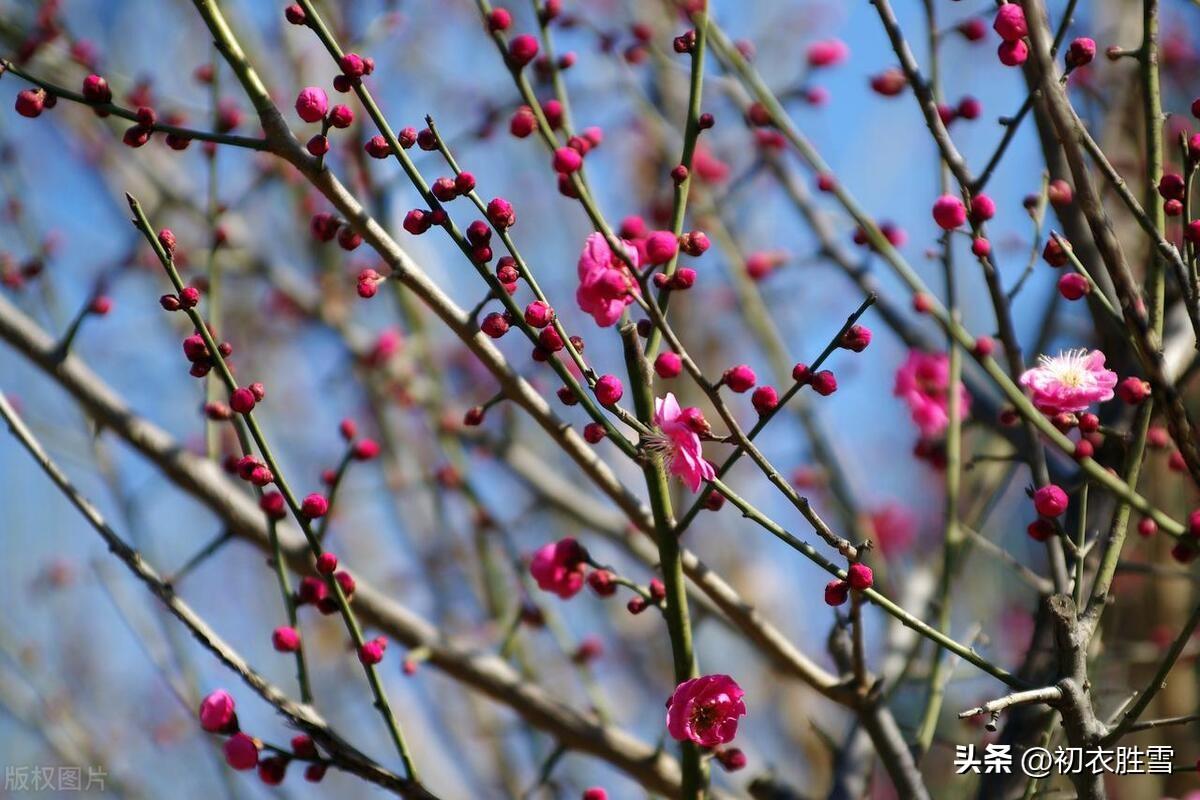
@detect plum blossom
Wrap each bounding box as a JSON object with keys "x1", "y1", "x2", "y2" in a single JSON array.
[
  {"x1": 646, "y1": 393, "x2": 716, "y2": 492},
  {"x1": 576, "y1": 232, "x2": 638, "y2": 327},
  {"x1": 666, "y1": 674, "x2": 747, "y2": 747},
  {"x1": 529, "y1": 538, "x2": 587, "y2": 599},
  {"x1": 893, "y1": 350, "x2": 970, "y2": 438},
  {"x1": 1019, "y1": 349, "x2": 1117, "y2": 414}
]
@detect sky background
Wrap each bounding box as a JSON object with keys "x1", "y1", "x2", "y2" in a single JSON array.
[{"x1": 1, "y1": 0, "x2": 1195, "y2": 797}]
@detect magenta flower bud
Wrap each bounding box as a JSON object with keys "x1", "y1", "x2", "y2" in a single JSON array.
[
  {"x1": 295, "y1": 87, "x2": 329, "y2": 123},
  {"x1": 509, "y1": 106, "x2": 536, "y2": 138},
  {"x1": 1027, "y1": 519, "x2": 1054, "y2": 541},
  {"x1": 655, "y1": 351, "x2": 682, "y2": 378},
  {"x1": 716, "y1": 748, "x2": 747, "y2": 772},
  {"x1": 340, "y1": 52, "x2": 367, "y2": 78},
  {"x1": 454, "y1": 172, "x2": 476, "y2": 194},
  {"x1": 998, "y1": 39, "x2": 1029, "y2": 67},
  {"x1": 259, "y1": 491, "x2": 286, "y2": 520},
  {"x1": 847, "y1": 562, "x2": 874, "y2": 590},
  {"x1": 932, "y1": 194, "x2": 967, "y2": 230},
  {"x1": 431, "y1": 176, "x2": 458, "y2": 202},
  {"x1": 644, "y1": 231, "x2": 679, "y2": 265},
  {"x1": 811, "y1": 370, "x2": 838, "y2": 396},
  {"x1": 959, "y1": 18, "x2": 987, "y2": 41},
  {"x1": 358, "y1": 637, "x2": 387, "y2": 665},
  {"x1": 967, "y1": 195, "x2": 995, "y2": 226},
  {"x1": 465, "y1": 220, "x2": 491, "y2": 247},
  {"x1": 972, "y1": 237, "x2": 992, "y2": 257},
  {"x1": 316, "y1": 552, "x2": 338, "y2": 575},
  {"x1": 870, "y1": 68, "x2": 907, "y2": 97},
  {"x1": 297, "y1": 576, "x2": 327, "y2": 605},
  {"x1": 824, "y1": 579, "x2": 849, "y2": 606},
  {"x1": 508, "y1": 34, "x2": 539, "y2": 67},
  {"x1": 284, "y1": 4, "x2": 306, "y2": 24},
  {"x1": 806, "y1": 38, "x2": 849, "y2": 68},
  {"x1": 123, "y1": 125, "x2": 151, "y2": 148},
  {"x1": 310, "y1": 212, "x2": 339, "y2": 242},
  {"x1": 258, "y1": 756, "x2": 288, "y2": 786},
  {"x1": 1066, "y1": 37, "x2": 1096, "y2": 69},
  {"x1": 524, "y1": 301, "x2": 554, "y2": 328},
  {"x1": 352, "y1": 438, "x2": 380, "y2": 460},
  {"x1": 1057, "y1": 272, "x2": 1090, "y2": 300},
  {"x1": 199, "y1": 689, "x2": 236, "y2": 732},
  {"x1": 364, "y1": 135, "x2": 391, "y2": 159},
  {"x1": 723, "y1": 364, "x2": 756, "y2": 393},
  {"x1": 487, "y1": 8, "x2": 512, "y2": 31},
  {"x1": 403, "y1": 209, "x2": 432, "y2": 235},
  {"x1": 335, "y1": 570, "x2": 356, "y2": 596},
  {"x1": 1158, "y1": 173, "x2": 1186, "y2": 200},
  {"x1": 993, "y1": 4, "x2": 1028, "y2": 42},
  {"x1": 595, "y1": 374, "x2": 624, "y2": 405},
  {"x1": 327, "y1": 104, "x2": 354, "y2": 128},
  {"x1": 82, "y1": 73, "x2": 112, "y2": 104},
  {"x1": 680, "y1": 230, "x2": 710, "y2": 256},
  {"x1": 230, "y1": 388, "x2": 256, "y2": 414},
  {"x1": 224, "y1": 733, "x2": 260, "y2": 771},
  {"x1": 272, "y1": 626, "x2": 301, "y2": 652},
  {"x1": 486, "y1": 197, "x2": 516, "y2": 229},
  {"x1": 670, "y1": 268, "x2": 696, "y2": 290},
  {"x1": 839, "y1": 324, "x2": 872, "y2": 352},
  {"x1": 481, "y1": 312, "x2": 510, "y2": 339},
  {"x1": 306, "y1": 134, "x2": 330, "y2": 156},
  {"x1": 751, "y1": 385, "x2": 779, "y2": 415},
  {"x1": 957, "y1": 96, "x2": 981, "y2": 120},
  {"x1": 1048, "y1": 179, "x2": 1074, "y2": 207},
  {"x1": 15, "y1": 88, "x2": 47, "y2": 118},
  {"x1": 301, "y1": 493, "x2": 329, "y2": 518},
  {"x1": 1033, "y1": 484, "x2": 1068, "y2": 517},
  {"x1": 1116, "y1": 377, "x2": 1151, "y2": 405},
  {"x1": 552, "y1": 146, "x2": 583, "y2": 174}
]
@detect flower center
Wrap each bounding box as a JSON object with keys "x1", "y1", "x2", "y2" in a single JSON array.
[
  {"x1": 689, "y1": 702, "x2": 716, "y2": 732},
  {"x1": 1040, "y1": 349, "x2": 1090, "y2": 389},
  {"x1": 643, "y1": 429, "x2": 674, "y2": 459}
]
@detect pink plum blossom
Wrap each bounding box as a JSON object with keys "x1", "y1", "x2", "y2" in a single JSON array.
[
  {"x1": 1018, "y1": 349, "x2": 1117, "y2": 414},
  {"x1": 893, "y1": 350, "x2": 970, "y2": 437},
  {"x1": 576, "y1": 232, "x2": 639, "y2": 327},
  {"x1": 647, "y1": 393, "x2": 716, "y2": 492},
  {"x1": 529, "y1": 538, "x2": 587, "y2": 599},
  {"x1": 666, "y1": 674, "x2": 747, "y2": 747}
]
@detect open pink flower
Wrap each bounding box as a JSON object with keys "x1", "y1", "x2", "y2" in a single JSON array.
[
  {"x1": 529, "y1": 538, "x2": 587, "y2": 599},
  {"x1": 647, "y1": 393, "x2": 716, "y2": 492},
  {"x1": 576, "y1": 232, "x2": 639, "y2": 327},
  {"x1": 893, "y1": 350, "x2": 970, "y2": 437},
  {"x1": 1019, "y1": 349, "x2": 1117, "y2": 414},
  {"x1": 666, "y1": 674, "x2": 747, "y2": 747}
]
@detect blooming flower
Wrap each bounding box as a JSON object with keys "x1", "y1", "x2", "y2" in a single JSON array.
[
  {"x1": 529, "y1": 538, "x2": 587, "y2": 599},
  {"x1": 893, "y1": 350, "x2": 970, "y2": 438},
  {"x1": 646, "y1": 393, "x2": 716, "y2": 492},
  {"x1": 576, "y1": 232, "x2": 638, "y2": 327},
  {"x1": 1019, "y1": 349, "x2": 1117, "y2": 414},
  {"x1": 666, "y1": 674, "x2": 747, "y2": 747},
  {"x1": 576, "y1": 232, "x2": 643, "y2": 326}
]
